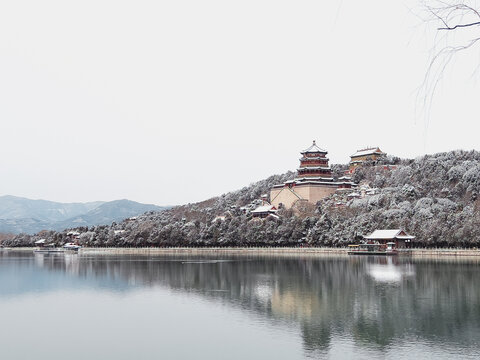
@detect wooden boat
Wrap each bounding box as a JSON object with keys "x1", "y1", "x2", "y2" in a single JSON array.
[
  {"x1": 348, "y1": 242, "x2": 397, "y2": 255},
  {"x1": 63, "y1": 243, "x2": 81, "y2": 252},
  {"x1": 33, "y1": 239, "x2": 65, "y2": 254},
  {"x1": 34, "y1": 247, "x2": 65, "y2": 254}
]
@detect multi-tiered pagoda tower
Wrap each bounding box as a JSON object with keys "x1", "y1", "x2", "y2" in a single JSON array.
[
  {"x1": 297, "y1": 141, "x2": 333, "y2": 182},
  {"x1": 270, "y1": 141, "x2": 354, "y2": 209}
]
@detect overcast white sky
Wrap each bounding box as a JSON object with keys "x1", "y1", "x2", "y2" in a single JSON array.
[{"x1": 0, "y1": 0, "x2": 478, "y2": 205}]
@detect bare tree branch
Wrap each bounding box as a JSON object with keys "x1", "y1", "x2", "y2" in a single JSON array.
[
  {"x1": 417, "y1": 0, "x2": 480, "y2": 122},
  {"x1": 438, "y1": 20, "x2": 480, "y2": 30}
]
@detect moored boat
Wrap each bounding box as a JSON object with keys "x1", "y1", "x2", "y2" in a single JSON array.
[
  {"x1": 33, "y1": 239, "x2": 65, "y2": 254},
  {"x1": 34, "y1": 249, "x2": 65, "y2": 254},
  {"x1": 63, "y1": 243, "x2": 81, "y2": 252}
]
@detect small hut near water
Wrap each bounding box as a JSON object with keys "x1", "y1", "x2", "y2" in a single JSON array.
[{"x1": 364, "y1": 229, "x2": 415, "y2": 249}]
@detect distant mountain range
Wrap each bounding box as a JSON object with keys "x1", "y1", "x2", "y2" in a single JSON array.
[{"x1": 0, "y1": 195, "x2": 168, "y2": 234}]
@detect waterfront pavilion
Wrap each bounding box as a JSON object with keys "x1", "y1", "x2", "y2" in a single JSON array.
[{"x1": 364, "y1": 229, "x2": 415, "y2": 249}]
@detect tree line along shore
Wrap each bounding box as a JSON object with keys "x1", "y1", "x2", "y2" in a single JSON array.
[{"x1": 2, "y1": 150, "x2": 480, "y2": 249}]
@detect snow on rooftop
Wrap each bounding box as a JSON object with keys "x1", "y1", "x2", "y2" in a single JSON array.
[
  {"x1": 300, "y1": 156, "x2": 329, "y2": 161},
  {"x1": 297, "y1": 166, "x2": 331, "y2": 171},
  {"x1": 365, "y1": 229, "x2": 402, "y2": 239},
  {"x1": 301, "y1": 140, "x2": 327, "y2": 154},
  {"x1": 351, "y1": 147, "x2": 384, "y2": 158},
  {"x1": 252, "y1": 205, "x2": 277, "y2": 213},
  {"x1": 295, "y1": 176, "x2": 334, "y2": 180},
  {"x1": 293, "y1": 178, "x2": 335, "y2": 184},
  {"x1": 364, "y1": 229, "x2": 415, "y2": 240}
]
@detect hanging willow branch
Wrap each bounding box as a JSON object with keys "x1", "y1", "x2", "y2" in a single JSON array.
[{"x1": 417, "y1": 1, "x2": 480, "y2": 118}]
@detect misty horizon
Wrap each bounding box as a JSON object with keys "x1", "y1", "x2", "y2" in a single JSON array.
[{"x1": 1, "y1": 0, "x2": 478, "y2": 205}]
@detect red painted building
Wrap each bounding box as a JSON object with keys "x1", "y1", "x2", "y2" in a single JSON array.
[
  {"x1": 270, "y1": 141, "x2": 356, "y2": 209},
  {"x1": 297, "y1": 141, "x2": 333, "y2": 180}
]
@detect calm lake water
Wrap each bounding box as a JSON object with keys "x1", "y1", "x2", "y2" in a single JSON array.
[{"x1": 1, "y1": 251, "x2": 480, "y2": 359}]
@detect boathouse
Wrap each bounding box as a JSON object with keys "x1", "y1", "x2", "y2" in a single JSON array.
[
  {"x1": 270, "y1": 141, "x2": 355, "y2": 209},
  {"x1": 364, "y1": 229, "x2": 415, "y2": 249}
]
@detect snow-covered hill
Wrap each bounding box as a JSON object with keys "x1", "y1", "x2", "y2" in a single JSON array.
[{"x1": 3, "y1": 150, "x2": 480, "y2": 247}]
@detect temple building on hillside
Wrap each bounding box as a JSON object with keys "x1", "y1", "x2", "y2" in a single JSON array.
[
  {"x1": 348, "y1": 147, "x2": 386, "y2": 173},
  {"x1": 270, "y1": 141, "x2": 355, "y2": 209},
  {"x1": 251, "y1": 204, "x2": 278, "y2": 218}
]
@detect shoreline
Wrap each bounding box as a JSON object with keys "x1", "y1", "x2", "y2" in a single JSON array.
[
  {"x1": 5, "y1": 247, "x2": 480, "y2": 257},
  {"x1": 79, "y1": 247, "x2": 480, "y2": 257}
]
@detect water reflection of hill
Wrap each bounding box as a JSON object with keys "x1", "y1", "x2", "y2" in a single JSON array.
[
  {"x1": 0, "y1": 251, "x2": 133, "y2": 296},
  {"x1": 2, "y1": 251, "x2": 480, "y2": 355}
]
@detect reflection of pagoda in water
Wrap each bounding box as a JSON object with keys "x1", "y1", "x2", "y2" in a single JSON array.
[
  {"x1": 4, "y1": 252, "x2": 480, "y2": 357},
  {"x1": 270, "y1": 141, "x2": 355, "y2": 209}
]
